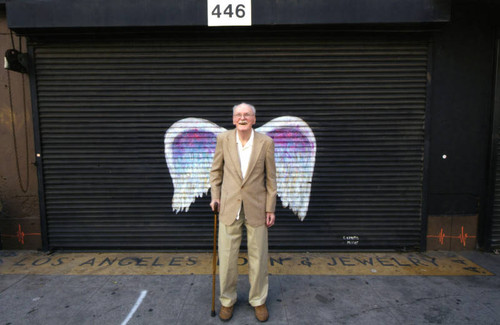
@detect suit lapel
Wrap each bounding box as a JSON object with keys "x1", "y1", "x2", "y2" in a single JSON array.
[
  {"x1": 228, "y1": 129, "x2": 243, "y2": 180},
  {"x1": 242, "y1": 132, "x2": 263, "y2": 186}
]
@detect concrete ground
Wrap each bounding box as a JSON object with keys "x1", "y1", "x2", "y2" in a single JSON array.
[{"x1": 0, "y1": 251, "x2": 499, "y2": 325}]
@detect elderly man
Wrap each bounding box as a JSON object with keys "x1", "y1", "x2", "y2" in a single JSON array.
[{"x1": 210, "y1": 102, "x2": 277, "y2": 322}]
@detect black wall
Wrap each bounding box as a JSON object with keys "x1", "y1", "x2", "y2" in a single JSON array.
[
  {"x1": 7, "y1": 0, "x2": 450, "y2": 29},
  {"x1": 428, "y1": 0, "x2": 498, "y2": 231}
]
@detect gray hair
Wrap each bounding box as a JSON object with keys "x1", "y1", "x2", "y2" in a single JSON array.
[{"x1": 233, "y1": 102, "x2": 256, "y2": 115}]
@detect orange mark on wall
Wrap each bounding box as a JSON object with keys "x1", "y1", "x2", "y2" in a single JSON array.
[
  {"x1": 430, "y1": 228, "x2": 447, "y2": 245},
  {"x1": 1, "y1": 224, "x2": 41, "y2": 245},
  {"x1": 427, "y1": 226, "x2": 476, "y2": 247}
]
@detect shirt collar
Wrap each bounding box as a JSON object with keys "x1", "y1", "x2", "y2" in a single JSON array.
[{"x1": 236, "y1": 129, "x2": 254, "y2": 147}]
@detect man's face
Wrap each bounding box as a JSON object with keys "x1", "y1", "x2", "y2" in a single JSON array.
[{"x1": 233, "y1": 104, "x2": 256, "y2": 132}]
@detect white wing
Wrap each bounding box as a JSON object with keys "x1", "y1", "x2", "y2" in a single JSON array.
[
  {"x1": 164, "y1": 118, "x2": 226, "y2": 213},
  {"x1": 257, "y1": 116, "x2": 316, "y2": 220}
]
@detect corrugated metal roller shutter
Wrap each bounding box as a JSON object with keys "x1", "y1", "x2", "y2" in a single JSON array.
[
  {"x1": 33, "y1": 29, "x2": 429, "y2": 250},
  {"x1": 491, "y1": 141, "x2": 500, "y2": 249},
  {"x1": 490, "y1": 40, "x2": 500, "y2": 250}
]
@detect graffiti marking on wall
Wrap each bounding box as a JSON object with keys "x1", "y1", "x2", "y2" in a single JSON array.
[
  {"x1": 427, "y1": 226, "x2": 476, "y2": 247},
  {"x1": 0, "y1": 224, "x2": 40, "y2": 245},
  {"x1": 164, "y1": 116, "x2": 316, "y2": 220}
]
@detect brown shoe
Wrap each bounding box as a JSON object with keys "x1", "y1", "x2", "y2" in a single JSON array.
[
  {"x1": 219, "y1": 305, "x2": 234, "y2": 321},
  {"x1": 254, "y1": 304, "x2": 269, "y2": 322}
]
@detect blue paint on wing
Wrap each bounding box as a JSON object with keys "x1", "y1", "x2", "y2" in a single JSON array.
[
  {"x1": 268, "y1": 127, "x2": 315, "y2": 159},
  {"x1": 172, "y1": 130, "x2": 217, "y2": 169}
]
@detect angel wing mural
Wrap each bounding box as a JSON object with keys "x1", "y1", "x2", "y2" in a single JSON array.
[{"x1": 164, "y1": 116, "x2": 316, "y2": 220}]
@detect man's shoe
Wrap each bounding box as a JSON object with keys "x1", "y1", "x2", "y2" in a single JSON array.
[
  {"x1": 219, "y1": 305, "x2": 234, "y2": 321},
  {"x1": 254, "y1": 304, "x2": 269, "y2": 322}
]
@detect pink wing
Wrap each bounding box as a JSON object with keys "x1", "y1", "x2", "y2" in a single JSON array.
[
  {"x1": 164, "y1": 118, "x2": 226, "y2": 213},
  {"x1": 257, "y1": 116, "x2": 316, "y2": 220}
]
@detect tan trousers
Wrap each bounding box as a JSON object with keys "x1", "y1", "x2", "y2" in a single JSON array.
[{"x1": 218, "y1": 206, "x2": 269, "y2": 307}]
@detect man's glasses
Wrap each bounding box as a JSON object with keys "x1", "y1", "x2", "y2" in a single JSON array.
[{"x1": 233, "y1": 113, "x2": 254, "y2": 118}]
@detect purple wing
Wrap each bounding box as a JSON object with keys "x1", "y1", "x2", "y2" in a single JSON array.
[
  {"x1": 165, "y1": 118, "x2": 226, "y2": 213},
  {"x1": 257, "y1": 116, "x2": 316, "y2": 220}
]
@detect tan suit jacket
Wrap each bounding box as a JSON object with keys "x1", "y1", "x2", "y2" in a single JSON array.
[{"x1": 210, "y1": 129, "x2": 277, "y2": 227}]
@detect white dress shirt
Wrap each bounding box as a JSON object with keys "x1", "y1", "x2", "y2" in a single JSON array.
[
  {"x1": 236, "y1": 129, "x2": 254, "y2": 178},
  {"x1": 236, "y1": 129, "x2": 254, "y2": 219}
]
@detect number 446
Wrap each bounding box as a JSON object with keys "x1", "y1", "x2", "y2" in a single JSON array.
[{"x1": 211, "y1": 4, "x2": 246, "y2": 18}]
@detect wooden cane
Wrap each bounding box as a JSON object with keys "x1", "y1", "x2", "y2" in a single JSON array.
[{"x1": 211, "y1": 202, "x2": 219, "y2": 317}]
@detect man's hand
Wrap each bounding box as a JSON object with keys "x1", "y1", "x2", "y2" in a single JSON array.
[
  {"x1": 210, "y1": 199, "x2": 220, "y2": 212},
  {"x1": 266, "y1": 212, "x2": 275, "y2": 228}
]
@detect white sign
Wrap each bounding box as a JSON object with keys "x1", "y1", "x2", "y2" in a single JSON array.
[{"x1": 207, "y1": 0, "x2": 251, "y2": 26}]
